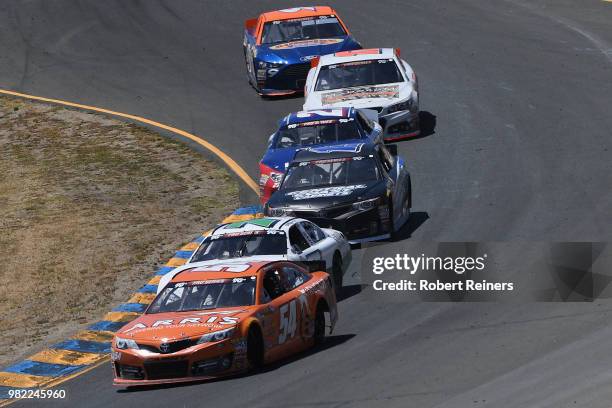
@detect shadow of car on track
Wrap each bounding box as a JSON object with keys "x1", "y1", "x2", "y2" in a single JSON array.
[
  {"x1": 336, "y1": 284, "x2": 363, "y2": 302},
  {"x1": 350, "y1": 211, "x2": 429, "y2": 252},
  {"x1": 116, "y1": 334, "x2": 355, "y2": 394},
  {"x1": 388, "y1": 111, "x2": 437, "y2": 142},
  {"x1": 417, "y1": 111, "x2": 437, "y2": 139},
  {"x1": 393, "y1": 211, "x2": 430, "y2": 242}
]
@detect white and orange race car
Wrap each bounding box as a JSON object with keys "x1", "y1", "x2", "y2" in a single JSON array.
[{"x1": 111, "y1": 260, "x2": 337, "y2": 386}]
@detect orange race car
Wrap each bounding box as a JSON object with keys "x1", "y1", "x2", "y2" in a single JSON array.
[{"x1": 111, "y1": 260, "x2": 337, "y2": 386}]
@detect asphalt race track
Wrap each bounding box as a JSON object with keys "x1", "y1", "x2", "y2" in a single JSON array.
[{"x1": 2, "y1": 1, "x2": 612, "y2": 407}]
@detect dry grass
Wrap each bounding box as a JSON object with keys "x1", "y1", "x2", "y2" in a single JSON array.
[{"x1": 0, "y1": 96, "x2": 240, "y2": 367}]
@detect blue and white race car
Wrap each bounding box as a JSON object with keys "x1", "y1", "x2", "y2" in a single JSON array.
[
  {"x1": 258, "y1": 108, "x2": 382, "y2": 203},
  {"x1": 243, "y1": 6, "x2": 361, "y2": 97}
]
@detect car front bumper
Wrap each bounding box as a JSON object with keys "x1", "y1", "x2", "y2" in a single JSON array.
[{"x1": 112, "y1": 339, "x2": 246, "y2": 386}]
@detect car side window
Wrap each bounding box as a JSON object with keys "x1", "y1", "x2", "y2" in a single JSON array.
[
  {"x1": 282, "y1": 266, "x2": 311, "y2": 290},
  {"x1": 301, "y1": 221, "x2": 325, "y2": 243},
  {"x1": 262, "y1": 268, "x2": 286, "y2": 301},
  {"x1": 289, "y1": 225, "x2": 310, "y2": 252}
]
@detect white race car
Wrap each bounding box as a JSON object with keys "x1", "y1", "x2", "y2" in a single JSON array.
[
  {"x1": 303, "y1": 48, "x2": 419, "y2": 142},
  {"x1": 158, "y1": 217, "x2": 351, "y2": 292}
]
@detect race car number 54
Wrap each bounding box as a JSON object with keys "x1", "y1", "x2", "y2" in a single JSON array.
[
  {"x1": 8, "y1": 389, "x2": 66, "y2": 399},
  {"x1": 278, "y1": 300, "x2": 298, "y2": 344}
]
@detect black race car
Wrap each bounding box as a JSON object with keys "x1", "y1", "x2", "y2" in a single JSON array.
[{"x1": 264, "y1": 143, "x2": 411, "y2": 243}]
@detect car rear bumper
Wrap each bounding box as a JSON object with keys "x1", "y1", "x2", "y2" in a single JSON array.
[
  {"x1": 256, "y1": 62, "x2": 311, "y2": 95},
  {"x1": 294, "y1": 207, "x2": 391, "y2": 243},
  {"x1": 379, "y1": 109, "x2": 420, "y2": 142}
]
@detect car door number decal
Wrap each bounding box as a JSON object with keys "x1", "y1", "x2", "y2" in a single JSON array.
[{"x1": 278, "y1": 300, "x2": 298, "y2": 344}]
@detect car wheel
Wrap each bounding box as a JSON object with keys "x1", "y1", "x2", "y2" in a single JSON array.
[
  {"x1": 314, "y1": 306, "x2": 326, "y2": 346},
  {"x1": 332, "y1": 252, "x2": 343, "y2": 292},
  {"x1": 388, "y1": 200, "x2": 397, "y2": 241},
  {"x1": 247, "y1": 326, "x2": 263, "y2": 371}
]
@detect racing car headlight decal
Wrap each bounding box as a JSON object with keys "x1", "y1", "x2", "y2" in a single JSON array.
[
  {"x1": 197, "y1": 327, "x2": 235, "y2": 344},
  {"x1": 268, "y1": 207, "x2": 295, "y2": 217},
  {"x1": 115, "y1": 337, "x2": 139, "y2": 350},
  {"x1": 352, "y1": 197, "x2": 379, "y2": 211},
  {"x1": 387, "y1": 98, "x2": 414, "y2": 114},
  {"x1": 258, "y1": 61, "x2": 283, "y2": 69}
]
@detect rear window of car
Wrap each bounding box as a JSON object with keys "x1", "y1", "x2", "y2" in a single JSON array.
[{"x1": 315, "y1": 59, "x2": 403, "y2": 91}]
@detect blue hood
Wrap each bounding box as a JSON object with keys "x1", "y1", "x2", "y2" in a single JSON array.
[{"x1": 257, "y1": 36, "x2": 361, "y2": 64}]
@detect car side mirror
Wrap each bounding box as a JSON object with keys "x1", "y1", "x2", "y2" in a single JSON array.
[{"x1": 387, "y1": 144, "x2": 398, "y2": 156}]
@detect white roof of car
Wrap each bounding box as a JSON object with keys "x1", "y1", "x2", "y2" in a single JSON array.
[{"x1": 319, "y1": 48, "x2": 397, "y2": 66}]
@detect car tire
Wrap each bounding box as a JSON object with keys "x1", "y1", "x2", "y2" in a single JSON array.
[
  {"x1": 247, "y1": 326, "x2": 263, "y2": 371},
  {"x1": 388, "y1": 200, "x2": 397, "y2": 241},
  {"x1": 314, "y1": 305, "x2": 326, "y2": 346},
  {"x1": 332, "y1": 252, "x2": 343, "y2": 292}
]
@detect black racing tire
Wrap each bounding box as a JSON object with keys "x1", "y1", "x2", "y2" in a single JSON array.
[
  {"x1": 332, "y1": 252, "x2": 343, "y2": 292},
  {"x1": 406, "y1": 176, "x2": 412, "y2": 210},
  {"x1": 314, "y1": 305, "x2": 326, "y2": 346},
  {"x1": 388, "y1": 199, "x2": 397, "y2": 241},
  {"x1": 246, "y1": 325, "x2": 264, "y2": 371}
]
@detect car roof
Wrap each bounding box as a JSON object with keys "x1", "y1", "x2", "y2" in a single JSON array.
[
  {"x1": 212, "y1": 217, "x2": 295, "y2": 235},
  {"x1": 261, "y1": 6, "x2": 336, "y2": 22},
  {"x1": 291, "y1": 142, "x2": 375, "y2": 163},
  {"x1": 170, "y1": 261, "x2": 270, "y2": 283},
  {"x1": 279, "y1": 107, "x2": 356, "y2": 127},
  {"x1": 320, "y1": 48, "x2": 396, "y2": 65}
]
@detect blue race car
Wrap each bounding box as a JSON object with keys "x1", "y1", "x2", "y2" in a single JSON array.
[
  {"x1": 243, "y1": 6, "x2": 361, "y2": 97},
  {"x1": 258, "y1": 107, "x2": 382, "y2": 203}
]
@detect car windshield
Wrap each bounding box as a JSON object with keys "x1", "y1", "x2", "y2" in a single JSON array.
[
  {"x1": 261, "y1": 16, "x2": 346, "y2": 45},
  {"x1": 275, "y1": 120, "x2": 361, "y2": 148},
  {"x1": 191, "y1": 232, "x2": 286, "y2": 262},
  {"x1": 281, "y1": 157, "x2": 380, "y2": 189},
  {"x1": 147, "y1": 278, "x2": 256, "y2": 313},
  {"x1": 315, "y1": 59, "x2": 403, "y2": 91}
]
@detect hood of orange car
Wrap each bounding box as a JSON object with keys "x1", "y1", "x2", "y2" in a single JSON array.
[{"x1": 117, "y1": 307, "x2": 255, "y2": 342}]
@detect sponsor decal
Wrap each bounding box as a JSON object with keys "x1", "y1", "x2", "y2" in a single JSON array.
[
  {"x1": 122, "y1": 311, "x2": 245, "y2": 334},
  {"x1": 269, "y1": 38, "x2": 343, "y2": 50},
  {"x1": 305, "y1": 143, "x2": 364, "y2": 154},
  {"x1": 212, "y1": 230, "x2": 284, "y2": 239},
  {"x1": 300, "y1": 55, "x2": 318, "y2": 62},
  {"x1": 286, "y1": 184, "x2": 366, "y2": 200},
  {"x1": 322, "y1": 85, "x2": 400, "y2": 104}
]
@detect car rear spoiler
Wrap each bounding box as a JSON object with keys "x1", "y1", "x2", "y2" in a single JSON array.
[
  {"x1": 299, "y1": 260, "x2": 327, "y2": 273},
  {"x1": 244, "y1": 18, "x2": 257, "y2": 34},
  {"x1": 358, "y1": 108, "x2": 379, "y2": 123}
]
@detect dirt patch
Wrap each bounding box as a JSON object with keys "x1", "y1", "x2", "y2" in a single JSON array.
[{"x1": 0, "y1": 96, "x2": 240, "y2": 368}]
